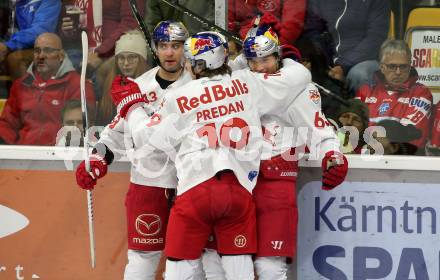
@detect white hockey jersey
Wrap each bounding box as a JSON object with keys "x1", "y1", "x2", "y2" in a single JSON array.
[
  {"x1": 98, "y1": 66, "x2": 193, "y2": 188},
  {"x1": 261, "y1": 82, "x2": 340, "y2": 161},
  {"x1": 230, "y1": 56, "x2": 340, "y2": 161},
  {"x1": 127, "y1": 60, "x2": 313, "y2": 194}
]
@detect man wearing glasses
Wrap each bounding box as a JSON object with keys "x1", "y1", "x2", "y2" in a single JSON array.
[
  {"x1": 0, "y1": 32, "x2": 95, "y2": 145},
  {"x1": 355, "y1": 39, "x2": 433, "y2": 154}
]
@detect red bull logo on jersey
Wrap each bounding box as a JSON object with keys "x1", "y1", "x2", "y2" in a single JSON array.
[
  {"x1": 191, "y1": 37, "x2": 215, "y2": 56},
  {"x1": 177, "y1": 79, "x2": 249, "y2": 114}
]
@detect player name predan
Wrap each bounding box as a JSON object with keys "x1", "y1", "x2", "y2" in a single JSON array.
[{"x1": 196, "y1": 101, "x2": 245, "y2": 122}]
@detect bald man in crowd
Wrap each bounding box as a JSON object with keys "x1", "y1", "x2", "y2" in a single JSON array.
[{"x1": 0, "y1": 32, "x2": 95, "y2": 145}]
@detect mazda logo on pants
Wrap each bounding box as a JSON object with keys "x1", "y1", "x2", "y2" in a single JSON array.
[{"x1": 135, "y1": 214, "x2": 162, "y2": 236}]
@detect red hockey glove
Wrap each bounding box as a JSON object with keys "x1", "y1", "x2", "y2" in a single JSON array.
[
  {"x1": 111, "y1": 75, "x2": 147, "y2": 118},
  {"x1": 75, "y1": 154, "x2": 108, "y2": 190},
  {"x1": 321, "y1": 151, "x2": 348, "y2": 190},
  {"x1": 259, "y1": 12, "x2": 282, "y2": 33},
  {"x1": 281, "y1": 44, "x2": 302, "y2": 62}
]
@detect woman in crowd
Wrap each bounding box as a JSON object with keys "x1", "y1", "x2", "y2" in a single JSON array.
[{"x1": 96, "y1": 31, "x2": 149, "y2": 126}]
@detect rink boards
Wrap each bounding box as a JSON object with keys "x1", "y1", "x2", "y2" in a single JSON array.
[{"x1": 1, "y1": 146, "x2": 440, "y2": 279}]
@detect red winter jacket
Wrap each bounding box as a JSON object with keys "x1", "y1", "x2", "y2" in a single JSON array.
[
  {"x1": 228, "y1": 0, "x2": 305, "y2": 45},
  {"x1": 95, "y1": 0, "x2": 144, "y2": 57},
  {"x1": 0, "y1": 58, "x2": 95, "y2": 145},
  {"x1": 356, "y1": 71, "x2": 433, "y2": 148}
]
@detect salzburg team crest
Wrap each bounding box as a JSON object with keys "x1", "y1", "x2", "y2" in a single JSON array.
[{"x1": 309, "y1": 89, "x2": 321, "y2": 104}]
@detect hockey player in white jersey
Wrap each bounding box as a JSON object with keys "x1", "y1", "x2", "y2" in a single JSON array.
[
  {"x1": 75, "y1": 21, "x2": 193, "y2": 280},
  {"x1": 109, "y1": 31, "x2": 321, "y2": 280},
  {"x1": 236, "y1": 24, "x2": 348, "y2": 280}
]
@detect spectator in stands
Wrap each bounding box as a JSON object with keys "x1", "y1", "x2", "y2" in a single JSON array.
[
  {"x1": 296, "y1": 37, "x2": 348, "y2": 118},
  {"x1": 356, "y1": 39, "x2": 432, "y2": 153},
  {"x1": 330, "y1": 98, "x2": 369, "y2": 154},
  {"x1": 366, "y1": 119, "x2": 421, "y2": 155},
  {"x1": 62, "y1": 100, "x2": 84, "y2": 133},
  {"x1": 228, "y1": 0, "x2": 305, "y2": 45},
  {"x1": 59, "y1": 0, "x2": 144, "y2": 84},
  {"x1": 96, "y1": 30, "x2": 149, "y2": 126},
  {"x1": 0, "y1": 0, "x2": 61, "y2": 80},
  {"x1": 302, "y1": 0, "x2": 390, "y2": 95},
  {"x1": 0, "y1": 32, "x2": 95, "y2": 145},
  {"x1": 57, "y1": 100, "x2": 86, "y2": 146}
]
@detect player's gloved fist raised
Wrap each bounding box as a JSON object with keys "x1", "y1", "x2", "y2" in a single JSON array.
[
  {"x1": 321, "y1": 151, "x2": 348, "y2": 190},
  {"x1": 75, "y1": 154, "x2": 108, "y2": 190},
  {"x1": 111, "y1": 75, "x2": 147, "y2": 118}
]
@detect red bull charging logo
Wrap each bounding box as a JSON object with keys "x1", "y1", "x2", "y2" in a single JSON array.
[
  {"x1": 264, "y1": 27, "x2": 279, "y2": 45},
  {"x1": 191, "y1": 37, "x2": 215, "y2": 56}
]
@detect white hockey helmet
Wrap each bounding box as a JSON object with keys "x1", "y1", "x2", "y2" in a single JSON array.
[
  {"x1": 197, "y1": 31, "x2": 228, "y2": 49},
  {"x1": 184, "y1": 31, "x2": 227, "y2": 70},
  {"x1": 243, "y1": 25, "x2": 280, "y2": 59}
]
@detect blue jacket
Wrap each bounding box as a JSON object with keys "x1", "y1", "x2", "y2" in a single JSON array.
[
  {"x1": 6, "y1": 0, "x2": 61, "y2": 50},
  {"x1": 303, "y1": 0, "x2": 390, "y2": 73}
]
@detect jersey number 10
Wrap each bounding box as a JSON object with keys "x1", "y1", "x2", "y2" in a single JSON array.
[{"x1": 197, "y1": 117, "x2": 250, "y2": 149}]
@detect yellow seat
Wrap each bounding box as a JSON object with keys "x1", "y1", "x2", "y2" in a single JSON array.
[
  {"x1": 405, "y1": 7, "x2": 440, "y2": 43},
  {"x1": 0, "y1": 99, "x2": 6, "y2": 115},
  {"x1": 388, "y1": 10, "x2": 395, "y2": 39},
  {"x1": 406, "y1": 8, "x2": 440, "y2": 31},
  {"x1": 404, "y1": 8, "x2": 440, "y2": 93}
]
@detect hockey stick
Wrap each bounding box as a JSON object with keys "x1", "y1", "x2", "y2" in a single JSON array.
[
  {"x1": 127, "y1": 0, "x2": 159, "y2": 65},
  {"x1": 158, "y1": 0, "x2": 242, "y2": 44},
  {"x1": 312, "y1": 82, "x2": 350, "y2": 107},
  {"x1": 80, "y1": 31, "x2": 96, "y2": 269}
]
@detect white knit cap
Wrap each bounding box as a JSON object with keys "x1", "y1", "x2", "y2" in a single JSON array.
[{"x1": 115, "y1": 30, "x2": 147, "y2": 60}]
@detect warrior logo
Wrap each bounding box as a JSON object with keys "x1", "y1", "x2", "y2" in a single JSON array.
[
  {"x1": 271, "y1": 240, "x2": 284, "y2": 250},
  {"x1": 234, "y1": 235, "x2": 247, "y2": 248}
]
